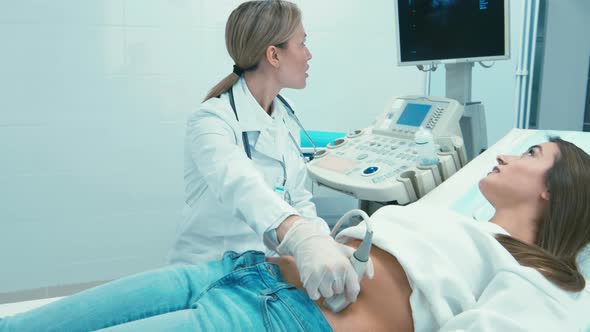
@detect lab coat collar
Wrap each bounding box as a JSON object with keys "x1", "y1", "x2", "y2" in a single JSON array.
[
  {"x1": 231, "y1": 77, "x2": 287, "y2": 132},
  {"x1": 231, "y1": 77, "x2": 290, "y2": 162}
]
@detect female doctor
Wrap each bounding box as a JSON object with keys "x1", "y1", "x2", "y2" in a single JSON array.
[{"x1": 168, "y1": 0, "x2": 372, "y2": 303}]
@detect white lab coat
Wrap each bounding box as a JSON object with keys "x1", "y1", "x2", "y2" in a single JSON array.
[
  {"x1": 168, "y1": 77, "x2": 328, "y2": 264},
  {"x1": 337, "y1": 203, "x2": 590, "y2": 331}
]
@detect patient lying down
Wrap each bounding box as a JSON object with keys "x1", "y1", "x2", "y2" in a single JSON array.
[
  {"x1": 269, "y1": 239, "x2": 415, "y2": 331},
  {"x1": 2, "y1": 138, "x2": 589, "y2": 331}
]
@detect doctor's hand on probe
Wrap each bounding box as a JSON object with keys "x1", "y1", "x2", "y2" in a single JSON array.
[{"x1": 275, "y1": 215, "x2": 375, "y2": 303}]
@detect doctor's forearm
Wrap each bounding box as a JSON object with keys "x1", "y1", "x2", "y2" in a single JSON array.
[{"x1": 276, "y1": 215, "x2": 301, "y2": 242}]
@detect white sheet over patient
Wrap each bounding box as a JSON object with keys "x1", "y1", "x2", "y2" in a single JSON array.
[{"x1": 336, "y1": 203, "x2": 590, "y2": 331}]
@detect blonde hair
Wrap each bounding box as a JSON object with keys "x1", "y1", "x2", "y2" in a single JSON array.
[{"x1": 204, "y1": 0, "x2": 302, "y2": 101}]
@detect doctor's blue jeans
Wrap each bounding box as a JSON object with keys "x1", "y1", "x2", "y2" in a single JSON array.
[{"x1": 0, "y1": 251, "x2": 333, "y2": 331}]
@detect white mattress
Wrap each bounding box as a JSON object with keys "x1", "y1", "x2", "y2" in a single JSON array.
[
  {"x1": 422, "y1": 128, "x2": 590, "y2": 219},
  {"x1": 0, "y1": 297, "x2": 62, "y2": 318}
]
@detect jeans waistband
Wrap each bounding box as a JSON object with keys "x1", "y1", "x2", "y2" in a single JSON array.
[
  {"x1": 222, "y1": 250, "x2": 332, "y2": 331},
  {"x1": 224, "y1": 250, "x2": 267, "y2": 267}
]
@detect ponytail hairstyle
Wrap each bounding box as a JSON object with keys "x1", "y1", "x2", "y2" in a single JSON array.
[
  {"x1": 496, "y1": 137, "x2": 590, "y2": 291},
  {"x1": 203, "y1": 0, "x2": 302, "y2": 101}
]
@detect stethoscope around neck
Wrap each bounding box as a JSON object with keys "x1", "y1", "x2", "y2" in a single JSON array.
[{"x1": 227, "y1": 86, "x2": 317, "y2": 161}]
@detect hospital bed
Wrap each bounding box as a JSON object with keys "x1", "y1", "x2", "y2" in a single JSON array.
[
  {"x1": 419, "y1": 128, "x2": 590, "y2": 330},
  {"x1": 421, "y1": 128, "x2": 590, "y2": 275},
  {"x1": 422, "y1": 128, "x2": 590, "y2": 227},
  {"x1": 1, "y1": 128, "x2": 589, "y2": 330},
  {"x1": 0, "y1": 297, "x2": 63, "y2": 317}
]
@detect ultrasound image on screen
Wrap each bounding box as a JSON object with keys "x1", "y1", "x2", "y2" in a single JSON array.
[{"x1": 397, "y1": 0, "x2": 505, "y2": 63}]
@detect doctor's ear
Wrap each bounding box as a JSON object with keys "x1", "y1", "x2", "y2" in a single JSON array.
[
  {"x1": 540, "y1": 190, "x2": 550, "y2": 201},
  {"x1": 265, "y1": 45, "x2": 280, "y2": 68}
]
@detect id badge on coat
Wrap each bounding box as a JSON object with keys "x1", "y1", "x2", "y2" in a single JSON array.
[{"x1": 273, "y1": 186, "x2": 292, "y2": 205}]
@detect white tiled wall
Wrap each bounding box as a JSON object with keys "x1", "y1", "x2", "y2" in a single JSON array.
[{"x1": 0, "y1": 0, "x2": 425, "y2": 298}]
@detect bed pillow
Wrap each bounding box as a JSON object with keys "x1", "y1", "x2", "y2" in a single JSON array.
[{"x1": 577, "y1": 244, "x2": 590, "y2": 280}]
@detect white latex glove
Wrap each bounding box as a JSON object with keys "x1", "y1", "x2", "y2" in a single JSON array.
[
  {"x1": 276, "y1": 220, "x2": 373, "y2": 301},
  {"x1": 336, "y1": 242, "x2": 375, "y2": 281}
]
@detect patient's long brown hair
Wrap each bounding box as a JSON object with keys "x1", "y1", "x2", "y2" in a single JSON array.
[{"x1": 496, "y1": 137, "x2": 590, "y2": 292}]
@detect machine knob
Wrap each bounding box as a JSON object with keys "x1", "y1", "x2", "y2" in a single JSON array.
[{"x1": 362, "y1": 166, "x2": 380, "y2": 176}]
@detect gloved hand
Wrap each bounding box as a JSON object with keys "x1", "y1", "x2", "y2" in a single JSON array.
[
  {"x1": 276, "y1": 219, "x2": 374, "y2": 301},
  {"x1": 335, "y1": 242, "x2": 375, "y2": 281}
]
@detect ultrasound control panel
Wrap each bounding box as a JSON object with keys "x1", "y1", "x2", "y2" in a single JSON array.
[{"x1": 307, "y1": 95, "x2": 467, "y2": 204}]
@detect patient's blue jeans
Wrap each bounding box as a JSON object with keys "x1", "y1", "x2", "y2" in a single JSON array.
[{"x1": 0, "y1": 251, "x2": 333, "y2": 331}]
